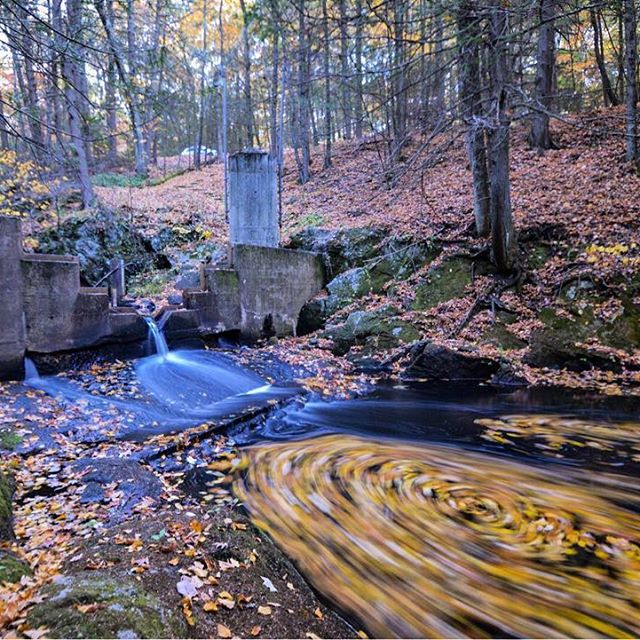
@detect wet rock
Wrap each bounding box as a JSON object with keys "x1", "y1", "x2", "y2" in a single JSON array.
[
  {"x1": 403, "y1": 342, "x2": 501, "y2": 381},
  {"x1": 324, "y1": 306, "x2": 420, "y2": 356},
  {"x1": 0, "y1": 471, "x2": 15, "y2": 540},
  {"x1": 72, "y1": 458, "x2": 162, "y2": 522},
  {"x1": 27, "y1": 574, "x2": 186, "y2": 639},
  {"x1": 37, "y1": 208, "x2": 157, "y2": 286},
  {"x1": 480, "y1": 320, "x2": 527, "y2": 351},
  {"x1": 0, "y1": 549, "x2": 31, "y2": 583}
]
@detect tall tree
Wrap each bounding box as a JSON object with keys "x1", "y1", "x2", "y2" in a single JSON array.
[
  {"x1": 529, "y1": 0, "x2": 556, "y2": 150},
  {"x1": 95, "y1": 0, "x2": 149, "y2": 176},
  {"x1": 624, "y1": 0, "x2": 638, "y2": 165},
  {"x1": 458, "y1": 0, "x2": 490, "y2": 237},
  {"x1": 322, "y1": 0, "x2": 332, "y2": 167},
  {"x1": 487, "y1": 0, "x2": 516, "y2": 272},
  {"x1": 59, "y1": 0, "x2": 95, "y2": 207},
  {"x1": 239, "y1": 0, "x2": 254, "y2": 148}
]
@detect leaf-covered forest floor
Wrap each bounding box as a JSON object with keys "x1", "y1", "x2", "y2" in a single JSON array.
[{"x1": 96, "y1": 107, "x2": 640, "y2": 396}]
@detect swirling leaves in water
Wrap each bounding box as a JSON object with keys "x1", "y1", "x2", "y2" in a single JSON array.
[
  {"x1": 235, "y1": 435, "x2": 640, "y2": 638},
  {"x1": 476, "y1": 415, "x2": 640, "y2": 467}
]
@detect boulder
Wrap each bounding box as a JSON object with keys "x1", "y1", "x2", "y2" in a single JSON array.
[
  {"x1": 526, "y1": 300, "x2": 639, "y2": 372},
  {"x1": 27, "y1": 574, "x2": 186, "y2": 639},
  {"x1": 296, "y1": 238, "x2": 438, "y2": 335},
  {"x1": 288, "y1": 227, "x2": 387, "y2": 276},
  {"x1": 412, "y1": 257, "x2": 493, "y2": 310},
  {"x1": 403, "y1": 342, "x2": 501, "y2": 381},
  {"x1": 37, "y1": 209, "x2": 160, "y2": 285},
  {"x1": 324, "y1": 306, "x2": 420, "y2": 356},
  {"x1": 72, "y1": 458, "x2": 162, "y2": 523}
]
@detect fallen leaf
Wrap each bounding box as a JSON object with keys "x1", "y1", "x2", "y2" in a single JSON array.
[
  {"x1": 314, "y1": 607, "x2": 324, "y2": 620},
  {"x1": 250, "y1": 626, "x2": 262, "y2": 637},
  {"x1": 217, "y1": 623, "x2": 232, "y2": 638},
  {"x1": 176, "y1": 575, "x2": 202, "y2": 598},
  {"x1": 203, "y1": 601, "x2": 219, "y2": 613},
  {"x1": 261, "y1": 576, "x2": 277, "y2": 592},
  {"x1": 258, "y1": 605, "x2": 272, "y2": 616}
]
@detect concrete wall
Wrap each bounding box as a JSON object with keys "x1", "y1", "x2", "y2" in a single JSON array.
[
  {"x1": 233, "y1": 245, "x2": 325, "y2": 338},
  {"x1": 229, "y1": 151, "x2": 279, "y2": 248},
  {"x1": 184, "y1": 244, "x2": 325, "y2": 339},
  {"x1": 0, "y1": 217, "x2": 26, "y2": 380}
]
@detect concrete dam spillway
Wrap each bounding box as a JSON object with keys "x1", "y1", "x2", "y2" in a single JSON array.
[{"x1": 0, "y1": 151, "x2": 326, "y2": 380}]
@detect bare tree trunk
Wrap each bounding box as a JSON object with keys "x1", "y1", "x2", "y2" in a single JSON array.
[
  {"x1": 106, "y1": 55, "x2": 118, "y2": 163},
  {"x1": 269, "y1": 30, "x2": 279, "y2": 157},
  {"x1": 530, "y1": 0, "x2": 556, "y2": 150},
  {"x1": 64, "y1": 0, "x2": 95, "y2": 207},
  {"x1": 95, "y1": 0, "x2": 148, "y2": 175},
  {"x1": 391, "y1": 0, "x2": 407, "y2": 163},
  {"x1": 297, "y1": 0, "x2": 311, "y2": 184},
  {"x1": 239, "y1": 0, "x2": 254, "y2": 148},
  {"x1": 433, "y1": 7, "x2": 446, "y2": 118},
  {"x1": 338, "y1": 0, "x2": 352, "y2": 139},
  {"x1": 322, "y1": 0, "x2": 332, "y2": 167},
  {"x1": 218, "y1": 0, "x2": 228, "y2": 220},
  {"x1": 196, "y1": 0, "x2": 208, "y2": 169},
  {"x1": 458, "y1": 0, "x2": 490, "y2": 237},
  {"x1": 591, "y1": 7, "x2": 620, "y2": 106},
  {"x1": 624, "y1": 0, "x2": 638, "y2": 165},
  {"x1": 487, "y1": 0, "x2": 516, "y2": 273},
  {"x1": 354, "y1": 0, "x2": 364, "y2": 139},
  {"x1": 0, "y1": 92, "x2": 10, "y2": 149}
]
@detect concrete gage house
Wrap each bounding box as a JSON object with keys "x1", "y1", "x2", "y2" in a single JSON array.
[{"x1": 0, "y1": 150, "x2": 326, "y2": 380}]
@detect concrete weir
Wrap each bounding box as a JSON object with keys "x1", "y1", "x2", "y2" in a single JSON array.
[{"x1": 0, "y1": 150, "x2": 326, "y2": 380}]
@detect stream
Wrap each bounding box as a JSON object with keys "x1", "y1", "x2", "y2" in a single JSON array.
[{"x1": 17, "y1": 321, "x2": 640, "y2": 638}]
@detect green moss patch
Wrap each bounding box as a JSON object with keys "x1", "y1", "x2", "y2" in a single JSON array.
[{"x1": 27, "y1": 574, "x2": 186, "y2": 639}]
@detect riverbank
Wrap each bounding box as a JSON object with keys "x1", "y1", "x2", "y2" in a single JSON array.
[{"x1": 0, "y1": 357, "x2": 359, "y2": 638}]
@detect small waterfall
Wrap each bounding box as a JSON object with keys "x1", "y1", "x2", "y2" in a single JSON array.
[
  {"x1": 144, "y1": 316, "x2": 169, "y2": 358},
  {"x1": 24, "y1": 358, "x2": 39, "y2": 381}
]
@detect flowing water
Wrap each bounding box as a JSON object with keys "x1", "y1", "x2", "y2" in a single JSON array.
[
  {"x1": 231, "y1": 385, "x2": 640, "y2": 638},
  {"x1": 23, "y1": 325, "x2": 640, "y2": 637},
  {"x1": 25, "y1": 318, "x2": 295, "y2": 440}
]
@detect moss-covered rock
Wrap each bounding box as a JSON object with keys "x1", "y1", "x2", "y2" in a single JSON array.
[
  {"x1": 480, "y1": 322, "x2": 527, "y2": 351},
  {"x1": 37, "y1": 208, "x2": 161, "y2": 285},
  {"x1": 0, "y1": 550, "x2": 31, "y2": 583},
  {"x1": 0, "y1": 427, "x2": 22, "y2": 451},
  {"x1": 413, "y1": 257, "x2": 480, "y2": 310},
  {"x1": 288, "y1": 226, "x2": 387, "y2": 276},
  {"x1": 27, "y1": 574, "x2": 186, "y2": 639},
  {"x1": 526, "y1": 298, "x2": 640, "y2": 371},
  {"x1": 324, "y1": 306, "x2": 420, "y2": 356},
  {"x1": 296, "y1": 238, "x2": 438, "y2": 335},
  {"x1": 0, "y1": 471, "x2": 15, "y2": 541}
]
